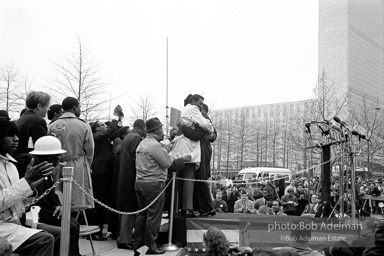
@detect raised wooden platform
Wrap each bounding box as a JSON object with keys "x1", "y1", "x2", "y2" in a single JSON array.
[{"x1": 173, "y1": 213, "x2": 374, "y2": 252}]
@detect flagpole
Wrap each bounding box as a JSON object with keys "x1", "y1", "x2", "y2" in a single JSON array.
[{"x1": 166, "y1": 37, "x2": 169, "y2": 136}]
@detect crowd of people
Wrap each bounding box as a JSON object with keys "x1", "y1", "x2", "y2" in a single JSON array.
[
  {"x1": 209, "y1": 172, "x2": 384, "y2": 218},
  {"x1": 210, "y1": 179, "x2": 311, "y2": 216},
  {"x1": 0, "y1": 91, "x2": 217, "y2": 256}
]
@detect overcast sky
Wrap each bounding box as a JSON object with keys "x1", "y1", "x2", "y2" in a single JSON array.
[{"x1": 0, "y1": 0, "x2": 318, "y2": 121}]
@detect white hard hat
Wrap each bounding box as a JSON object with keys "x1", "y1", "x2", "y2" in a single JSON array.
[{"x1": 29, "y1": 136, "x2": 67, "y2": 155}]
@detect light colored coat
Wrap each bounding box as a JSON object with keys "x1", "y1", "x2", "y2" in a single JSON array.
[
  {"x1": 234, "y1": 199, "x2": 256, "y2": 213},
  {"x1": 170, "y1": 104, "x2": 213, "y2": 165},
  {"x1": 0, "y1": 154, "x2": 42, "y2": 250},
  {"x1": 48, "y1": 112, "x2": 95, "y2": 207}
]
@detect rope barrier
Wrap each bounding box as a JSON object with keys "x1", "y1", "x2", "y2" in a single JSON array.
[{"x1": 72, "y1": 178, "x2": 173, "y2": 215}]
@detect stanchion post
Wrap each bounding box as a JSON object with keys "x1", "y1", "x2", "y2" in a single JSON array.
[
  {"x1": 162, "y1": 172, "x2": 178, "y2": 251},
  {"x1": 351, "y1": 154, "x2": 356, "y2": 218},
  {"x1": 340, "y1": 144, "x2": 345, "y2": 217},
  {"x1": 60, "y1": 167, "x2": 74, "y2": 256}
]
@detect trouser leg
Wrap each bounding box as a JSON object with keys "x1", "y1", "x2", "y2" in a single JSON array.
[
  {"x1": 194, "y1": 181, "x2": 214, "y2": 212},
  {"x1": 39, "y1": 214, "x2": 81, "y2": 256},
  {"x1": 14, "y1": 231, "x2": 54, "y2": 256},
  {"x1": 118, "y1": 214, "x2": 136, "y2": 244},
  {"x1": 145, "y1": 183, "x2": 165, "y2": 250},
  {"x1": 36, "y1": 223, "x2": 61, "y2": 256},
  {"x1": 134, "y1": 182, "x2": 147, "y2": 251},
  {"x1": 69, "y1": 218, "x2": 81, "y2": 256},
  {"x1": 135, "y1": 181, "x2": 165, "y2": 250},
  {"x1": 91, "y1": 173, "x2": 111, "y2": 235},
  {"x1": 182, "y1": 163, "x2": 195, "y2": 210}
]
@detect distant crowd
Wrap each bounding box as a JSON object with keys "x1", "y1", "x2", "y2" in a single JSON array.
[{"x1": 210, "y1": 173, "x2": 384, "y2": 218}]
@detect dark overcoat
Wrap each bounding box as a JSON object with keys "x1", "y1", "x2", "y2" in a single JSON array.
[
  {"x1": 117, "y1": 129, "x2": 142, "y2": 211},
  {"x1": 14, "y1": 109, "x2": 47, "y2": 156}
]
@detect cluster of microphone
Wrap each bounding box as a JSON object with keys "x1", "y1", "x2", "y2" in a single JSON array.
[{"x1": 304, "y1": 116, "x2": 370, "y2": 142}]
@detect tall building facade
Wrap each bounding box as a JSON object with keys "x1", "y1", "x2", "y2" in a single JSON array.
[
  {"x1": 210, "y1": 100, "x2": 314, "y2": 175},
  {"x1": 319, "y1": 0, "x2": 384, "y2": 106}
]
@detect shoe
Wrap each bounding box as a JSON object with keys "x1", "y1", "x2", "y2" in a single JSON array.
[
  {"x1": 117, "y1": 242, "x2": 134, "y2": 250},
  {"x1": 146, "y1": 248, "x2": 165, "y2": 254},
  {"x1": 87, "y1": 234, "x2": 108, "y2": 241},
  {"x1": 200, "y1": 209, "x2": 216, "y2": 217},
  {"x1": 185, "y1": 209, "x2": 200, "y2": 218}
]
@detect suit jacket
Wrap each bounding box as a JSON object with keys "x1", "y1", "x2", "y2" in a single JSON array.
[
  {"x1": 14, "y1": 109, "x2": 47, "y2": 156},
  {"x1": 212, "y1": 199, "x2": 228, "y2": 213},
  {"x1": 222, "y1": 192, "x2": 237, "y2": 212},
  {"x1": 234, "y1": 199, "x2": 255, "y2": 213}
]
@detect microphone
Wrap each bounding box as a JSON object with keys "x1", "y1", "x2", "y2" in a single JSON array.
[
  {"x1": 352, "y1": 130, "x2": 362, "y2": 141},
  {"x1": 333, "y1": 116, "x2": 346, "y2": 127},
  {"x1": 333, "y1": 116, "x2": 341, "y2": 123},
  {"x1": 305, "y1": 123, "x2": 311, "y2": 134},
  {"x1": 331, "y1": 124, "x2": 341, "y2": 132},
  {"x1": 360, "y1": 135, "x2": 371, "y2": 142}
]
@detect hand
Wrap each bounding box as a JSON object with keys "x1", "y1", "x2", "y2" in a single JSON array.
[
  {"x1": 113, "y1": 105, "x2": 124, "y2": 120},
  {"x1": 163, "y1": 143, "x2": 173, "y2": 153},
  {"x1": 53, "y1": 206, "x2": 62, "y2": 219},
  {"x1": 176, "y1": 120, "x2": 185, "y2": 129},
  {"x1": 182, "y1": 155, "x2": 191, "y2": 162},
  {"x1": 24, "y1": 159, "x2": 54, "y2": 189}
]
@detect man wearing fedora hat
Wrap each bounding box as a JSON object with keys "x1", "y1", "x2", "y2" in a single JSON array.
[{"x1": 134, "y1": 117, "x2": 191, "y2": 254}]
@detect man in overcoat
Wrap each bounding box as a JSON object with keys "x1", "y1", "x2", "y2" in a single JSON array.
[
  {"x1": 116, "y1": 119, "x2": 145, "y2": 249},
  {"x1": 48, "y1": 97, "x2": 95, "y2": 207}
]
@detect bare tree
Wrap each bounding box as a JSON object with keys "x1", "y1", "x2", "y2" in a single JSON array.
[
  {"x1": 129, "y1": 94, "x2": 158, "y2": 122},
  {"x1": 349, "y1": 95, "x2": 384, "y2": 176},
  {"x1": 0, "y1": 63, "x2": 21, "y2": 112},
  {"x1": 233, "y1": 107, "x2": 253, "y2": 169},
  {"x1": 307, "y1": 70, "x2": 350, "y2": 123},
  {"x1": 219, "y1": 110, "x2": 236, "y2": 174},
  {"x1": 51, "y1": 37, "x2": 108, "y2": 121},
  {"x1": 15, "y1": 73, "x2": 34, "y2": 104}
]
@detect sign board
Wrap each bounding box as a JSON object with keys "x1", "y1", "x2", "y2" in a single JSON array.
[{"x1": 170, "y1": 107, "x2": 181, "y2": 129}]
